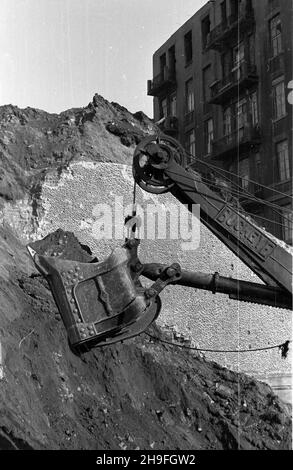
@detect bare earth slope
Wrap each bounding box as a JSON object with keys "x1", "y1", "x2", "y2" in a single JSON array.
[
  {"x1": 0, "y1": 96, "x2": 291, "y2": 450},
  {"x1": 0, "y1": 227, "x2": 292, "y2": 450}
]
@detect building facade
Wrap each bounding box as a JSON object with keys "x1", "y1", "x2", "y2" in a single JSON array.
[{"x1": 148, "y1": 0, "x2": 292, "y2": 244}]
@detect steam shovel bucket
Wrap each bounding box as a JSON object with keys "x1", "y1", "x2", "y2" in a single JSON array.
[{"x1": 27, "y1": 240, "x2": 161, "y2": 354}]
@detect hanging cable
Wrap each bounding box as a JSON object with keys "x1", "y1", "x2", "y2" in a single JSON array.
[
  {"x1": 145, "y1": 332, "x2": 291, "y2": 358},
  {"x1": 181, "y1": 151, "x2": 293, "y2": 226},
  {"x1": 188, "y1": 154, "x2": 292, "y2": 205},
  {"x1": 188, "y1": 155, "x2": 293, "y2": 212},
  {"x1": 186, "y1": 151, "x2": 293, "y2": 201},
  {"x1": 198, "y1": 163, "x2": 293, "y2": 216},
  {"x1": 188, "y1": 170, "x2": 293, "y2": 226},
  {"x1": 166, "y1": 168, "x2": 291, "y2": 230}
]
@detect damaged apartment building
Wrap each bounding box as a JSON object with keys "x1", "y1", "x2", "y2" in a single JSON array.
[{"x1": 148, "y1": 0, "x2": 292, "y2": 244}]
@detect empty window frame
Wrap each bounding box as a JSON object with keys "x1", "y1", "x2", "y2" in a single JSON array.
[
  {"x1": 184, "y1": 30, "x2": 193, "y2": 65},
  {"x1": 282, "y1": 206, "x2": 293, "y2": 243},
  {"x1": 236, "y1": 98, "x2": 248, "y2": 136},
  {"x1": 159, "y1": 53, "x2": 167, "y2": 76},
  {"x1": 185, "y1": 79, "x2": 195, "y2": 114},
  {"x1": 168, "y1": 45, "x2": 176, "y2": 75},
  {"x1": 230, "y1": 0, "x2": 240, "y2": 20},
  {"x1": 223, "y1": 106, "x2": 232, "y2": 138},
  {"x1": 250, "y1": 91, "x2": 258, "y2": 126},
  {"x1": 160, "y1": 97, "x2": 168, "y2": 119},
  {"x1": 276, "y1": 140, "x2": 290, "y2": 182},
  {"x1": 221, "y1": 0, "x2": 227, "y2": 23},
  {"x1": 253, "y1": 152, "x2": 262, "y2": 192},
  {"x1": 201, "y1": 15, "x2": 211, "y2": 49},
  {"x1": 233, "y1": 41, "x2": 245, "y2": 68},
  {"x1": 270, "y1": 14, "x2": 282, "y2": 57},
  {"x1": 203, "y1": 65, "x2": 212, "y2": 103},
  {"x1": 248, "y1": 34, "x2": 255, "y2": 65},
  {"x1": 222, "y1": 50, "x2": 232, "y2": 79},
  {"x1": 170, "y1": 93, "x2": 177, "y2": 117},
  {"x1": 268, "y1": 0, "x2": 280, "y2": 9},
  {"x1": 272, "y1": 77, "x2": 286, "y2": 119},
  {"x1": 186, "y1": 129, "x2": 196, "y2": 158},
  {"x1": 238, "y1": 158, "x2": 250, "y2": 190},
  {"x1": 205, "y1": 118, "x2": 214, "y2": 155},
  {"x1": 254, "y1": 152, "x2": 262, "y2": 183}
]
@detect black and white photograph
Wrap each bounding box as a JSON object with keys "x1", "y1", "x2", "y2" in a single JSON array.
[{"x1": 0, "y1": 0, "x2": 292, "y2": 456}]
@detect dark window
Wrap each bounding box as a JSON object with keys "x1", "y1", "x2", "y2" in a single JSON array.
[
  {"x1": 223, "y1": 106, "x2": 232, "y2": 137},
  {"x1": 185, "y1": 79, "x2": 195, "y2": 113},
  {"x1": 246, "y1": 0, "x2": 253, "y2": 14},
  {"x1": 249, "y1": 91, "x2": 258, "y2": 126},
  {"x1": 255, "y1": 153, "x2": 261, "y2": 179},
  {"x1": 238, "y1": 157, "x2": 250, "y2": 190},
  {"x1": 254, "y1": 152, "x2": 262, "y2": 184},
  {"x1": 184, "y1": 31, "x2": 193, "y2": 65},
  {"x1": 253, "y1": 152, "x2": 262, "y2": 192},
  {"x1": 201, "y1": 15, "x2": 211, "y2": 49},
  {"x1": 272, "y1": 77, "x2": 286, "y2": 119},
  {"x1": 233, "y1": 41, "x2": 245, "y2": 67},
  {"x1": 270, "y1": 14, "x2": 282, "y2": 57},
  {"x1": 160, "y1": 97, "x2": 168, "y2": 119},
  {"x1": 170, "y1": 93, "x2": 177, "y2": 117},
  {"x1": 236, "y1": 98, "x2": 248, "y2": 138},
  {"x1": 159, "y1": 53, "x2": 166, "y2": 76},
  {"x1": 282, "y1": 206, "x2": 293, "y2": 244},
  {"x1": 248, "y1": 34, "x2": 255, "y2": 65},
  {"x1": 268, "y1": 0, "x2": 280, "y2": 10},
  {"x1": 185, "y1": 129, "x2": 196, "y2": 158},
  {"x1": 203, "y1": 65, "x2": 212, "y2": 103},
  {"x1": 221, "y1": 0, "x2": 227, "y2": 24},
  {"x1": 221, "y1": 50, "x2": 232, "y2": 80},
  {"x1": 230, "y1": 0, "x2": 240, "y2": 19},
  {"x1": 276, "y1": 140, "x2": 290, "y2": 181},
  {"x1": 204, "y1": 119, "x2": 214, "y2": 155},
  {"x1": 168, "y1": 46, "x2": 176, "y2": 75}
]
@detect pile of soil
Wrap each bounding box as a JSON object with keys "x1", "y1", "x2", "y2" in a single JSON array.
[
  {"x1": 0, "y1": 226, "x2": 291, "y2": 450},
  {"x1": 0, "y1": 94, "x2": 155, "y2": 206}
]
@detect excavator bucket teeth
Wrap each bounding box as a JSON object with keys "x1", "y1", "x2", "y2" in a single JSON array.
[{"x1": 27, "y1": 240, "x2": 161, "y2": 353}]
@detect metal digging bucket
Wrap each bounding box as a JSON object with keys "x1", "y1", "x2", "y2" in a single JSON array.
[{"x1": 27, "y1": 238, "x2": 180, "y2": 354}]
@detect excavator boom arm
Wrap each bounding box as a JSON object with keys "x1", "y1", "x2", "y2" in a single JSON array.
[{"x1": 133, "y1": 136, "x2": 292, "y2": 296}]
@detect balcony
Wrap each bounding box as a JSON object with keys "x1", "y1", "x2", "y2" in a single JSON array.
[
  {"x1": 209, "y1": 62, "x2": 258, "y2": 105},
  {"x1": 147, "y1": 67, "x2": 176, "y2": 97},
  {"x1": 158, "y1": 116, "x2": 178, "y2": 136},
  {"x1": 211, "y1": 124, "x2": 261, "y2": 160},
  {"x1": 206, "y1": 9, "x2": 255, "y2": 51}
]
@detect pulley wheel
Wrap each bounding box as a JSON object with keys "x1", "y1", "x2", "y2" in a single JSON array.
[{"x1": 133, "y1": 135, "x2": 186, "y2": 194}]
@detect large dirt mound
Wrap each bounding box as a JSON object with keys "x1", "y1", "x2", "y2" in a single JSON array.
[
  {"x1": 0, "y1": 95, "x2": 155, "y2": 206},
  {"x1": 0, "y1": 225, "x2": 291, "y2": 450}
]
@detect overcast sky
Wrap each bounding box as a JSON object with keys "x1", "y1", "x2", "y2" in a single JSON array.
[{"x1": 0, "y1": 0, "x2": 207, "y2": 117}]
